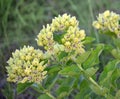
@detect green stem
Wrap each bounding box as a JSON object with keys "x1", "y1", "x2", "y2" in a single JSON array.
[
  {"x1": 88, "y1": 77, "x2": 101, "y2": 89},
  {"x1": 77, "y1": 64, "x2": 105, "y2": 95},
  {"x1": 39, "y1": 84, "x2": 56, "y2": 99},
  {"x1": 45, "y1": 91, "x2": 56, "y2": 99}
]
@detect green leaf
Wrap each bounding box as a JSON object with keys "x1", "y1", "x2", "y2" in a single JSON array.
[
  {"x1": 99, "y1": 60, "x2": 120, "y2": 87},
  {"x1": 56, "y1": 77, "x2": 75, "y2": 98},
  {"x1": 75, "y1": 80, "x2": 91, "y2": 99},
  {"x1": 83, "y1": 44, "x2": 104, "y2": 69},
  {"x1": 45, "y1": 74, "x2": 58, "y2": 88},
  {"x1": 104, "y1": 44, "x2": 113, "y2": 52},
  {"x1": 56, "y1": 87, "x2": 69, "y2": 99},
  {"x1": 90, "y1": 84, "x2": 108, "y2": 96},
  {"x1": 17, "y1": 82, "x2": 33, "y2": 94},
  {"x1": 38, "y1": 94, "x2": 52, "y2": 99},
  {"x1": 85, "y1": 67, "x2": 98, "y2": 77},
  {"x1": 58, "y1": 51, "x2": 68, "y2": 60},
  {"x1": 113, "y1": 38, "x2": 120, "y2": 48},
  {"x1": 111, "y1": 49, "x2": 120, "y2": 60},
  {"x1": 83, "y1": 36, "x2": 95, "y2": 44},
  {"x1": 59, "y1": 65, "x2": 81, "y2": 76},
  {"x1": 100, "y1": 30, "x2": 116, "y2": 37},
  {"x1": 111, "y1": 68, "x2": 120, "y2": 87},
  {"x1": 31, "y1": 83, "x2": 43, "y2": 93},
  {"x1": 76, "y1": 51, "x2": 91, "y2": 64},
  {"x1": 48, "y1": 67, "x2": 60, "y2": 74},
  {"x1": 46, "y1": 65, "x2": 61, "y2": 74},
  {"x1": 116, "y1": 77, "x2": 120, "y2": 89},
  {"x1": 1, "y1": 83, "x2": 14, "y2": 99}
]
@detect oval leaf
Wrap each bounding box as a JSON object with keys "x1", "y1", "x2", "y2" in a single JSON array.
[{"x1": 17, "y1": 82, "x2": 33, "y2": 94}]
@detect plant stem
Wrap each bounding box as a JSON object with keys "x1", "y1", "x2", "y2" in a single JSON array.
[
  {"x1": 77, "y1": 64, "x2": 116, "y2": 98},
  {"x1": 45, "y1": 91, "x2": 56, "y2": 99},
  {"x1": 77, "y1": 64, "x2": 104, "y2": 94},
  {"x1": 39, "y1": 84, "x2": 56, "y2": 99},
  {"x1": 88, "y1": 77, "x2": 101, "y2": 89}
]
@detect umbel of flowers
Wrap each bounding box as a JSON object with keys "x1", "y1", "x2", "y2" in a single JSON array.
[
  {"x1": 36, "y1": 14, "x2": 86, "y2": 54},
  {"x1": 93, "y1": 10, "x2": 120, "y2": 37},
  {"x1": 6, "y1": 46, "x2": 47, "y2": 83}
]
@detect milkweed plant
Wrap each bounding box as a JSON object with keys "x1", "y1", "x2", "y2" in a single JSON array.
[{"x1": 6, "y1": 10, "x2": 120, "y2": 99}]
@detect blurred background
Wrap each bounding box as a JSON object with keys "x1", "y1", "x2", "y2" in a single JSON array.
[{"x1": 0, "y1": 0, "x2": 120, "y2": 98}]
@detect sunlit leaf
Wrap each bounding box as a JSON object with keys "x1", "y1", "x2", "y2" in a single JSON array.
[
  {"x1": 38, "y1": 94, "x2": 52, "y2": 99},
  {"x1": 111, "y1": 49, "x2": 120, "y2": 60},
  {"x1": 59, "y1": 65, "x2": 81, "y2": 76},
  {"x1": 83, "y1": 44, "x2": 104, "y2": 69},
  {"x1": 76, "y1": 51, "x2": 91, "y2": 64},
  {"x1": 83, "y1": 36, "x2": 95, "y2": 44},
  {"x1": 46, "y1": 65, "x2": 61, "y2": 74},
  {"x1": 85, "y1": 67, "x2": 98, "y2": 77}
]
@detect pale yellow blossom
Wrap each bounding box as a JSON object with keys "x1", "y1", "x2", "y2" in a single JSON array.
[
  {"x1": 93, "y1": 10, "x2": 120, "y2": 35},
  {"x1": 6, "y1": 46, "x2": 47, "y2": 83},
  {"x1": 36, "y1": 13, "x2": 86, "y2": 54}
]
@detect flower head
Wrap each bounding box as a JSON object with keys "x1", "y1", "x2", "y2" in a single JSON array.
[
  {"x1": 51, "y1": 13, "x2": 79, "y2": 31},
  {"x1": 36, "y1": 13, "x2": 86, "y2": 54},
  {"x1": 93, "y1": 10, "x2": 120, "y2": 36},
  {"x1": 6, "y1": 46, "x2": 47, "y2": 83}
]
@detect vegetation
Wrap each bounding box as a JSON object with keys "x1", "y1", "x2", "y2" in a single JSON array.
[{"x1": 0, "y1": 0, "x2": 120, "y2": 99}]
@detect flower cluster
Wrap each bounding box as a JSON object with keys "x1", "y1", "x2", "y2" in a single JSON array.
[
  {"x1": 36, "y1": 13, "x2": 86, "y2": 54},
  {"x1": 62, "y1": 26, "x2": 85, "y2": 53},
  {"x1": 93, "y1": 10, "x2": 120, "y2": 36},
  {"x1": 51, "y1": 14, "x2": 79, "y2": 31},
  {"x1": 7, "y1": 14, "x2": 86, "y2": 83},
  {"x1": 37, "y1": 24, "x2": 55, "y2": 50},
  {"x1": 6, "y1": 46, "x2": 47, "y2": 83}
]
